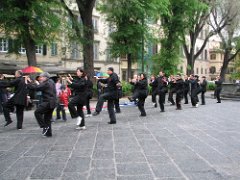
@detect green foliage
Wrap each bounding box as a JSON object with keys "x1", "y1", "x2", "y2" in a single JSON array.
[
  {"x1": 207, "y1": 82, "x2": 216, "y2": 91},
  {"x1": 0, "y1": 0, "x2": 62, "y2": 54},
  {"x1": 98, "y1": 0, "x2": 168, "y2": 57},
  {"x1": 121, "y1": 81, "x2": 133, "y2": 96}
]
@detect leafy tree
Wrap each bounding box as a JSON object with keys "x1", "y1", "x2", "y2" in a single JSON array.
[
  {"x1": 0, "y1": 0, "x2": 62, "y2": 66},
  {"x1": 210, "y1": 0, "x2": 240, "y2": 81},
  {"x1": 99, "y1": 0, "x2": 168, "y2": 79},
  {"x1": 61, "y1": 0, "x2": 96, "y2": 76}
]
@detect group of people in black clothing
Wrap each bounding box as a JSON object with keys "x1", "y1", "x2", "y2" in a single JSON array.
[{"x1": 0, "y1": 68, "x2": 223, "y2": 138}]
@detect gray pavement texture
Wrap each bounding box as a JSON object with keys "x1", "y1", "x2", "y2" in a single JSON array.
[{"x1": 0, "y1": 96, "x2": 240, "y2": 180}]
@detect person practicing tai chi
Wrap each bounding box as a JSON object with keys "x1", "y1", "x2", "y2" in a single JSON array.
[
  {"x1": 66, "y1": 68, "x2": 88, "y2": 130},
  {"x1": 93, "y1": 67, "x2": 120, "y2": 124},
  {"x1": 25, "y1": 72, "x2": 56, "y2": 137}
]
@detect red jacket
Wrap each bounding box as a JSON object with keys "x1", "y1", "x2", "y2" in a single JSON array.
[{"x1": 59, "y1": 91, "x2": 69, "y2": 107}]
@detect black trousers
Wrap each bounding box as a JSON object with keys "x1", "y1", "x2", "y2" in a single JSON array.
[
  {"x1": 34, "y1": 102, "x2": 54, "y2": 135},
  {"x1": 114, "y1": 98, "x2": 121, "y2": 113},
  {"x1": 96, "y1": 92, "x2": 116, "y2": 123},
  {"x1": 191, "y1": 90, "x2": 198, "y2": 106},
  {"x1": 201, "y1": 91, "x2": 206, "y2": 105},
  {"x1": 176, "y1": 93, "x2": 183, "y2": 109},
  {"x1": 215, "y1": 88, "x2": 222, "y2": 102},
  {"x1": 168, "y1": 91, "x2": 175, "y2": 105},
  {"x1": 158, "y1": 91, "x2": 165, "y2": 111},
  {"x1": 3, "y1": 98, "x2": 25, "y2": 129},
  {"x1": 68, "y1": 96, "x2": 85, "y2": 127},
  {"x1": 183, "y1": 90, "x2": 189, "y2": 104},
  {"x1": 86, "y1": 97, "x2": 91, "y2": 115},
  {"x1": 138, "y1": 97, "x2": 146, "y2": 116},
  {"x1": 152, "y1": 90, "x2": 157, "y2": 104},
  {"x1": 56, "y1": 104, "x2": 66, "y2": 120}
]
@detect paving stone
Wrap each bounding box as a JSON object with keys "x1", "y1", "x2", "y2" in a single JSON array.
[
  {"x1": 151, "y1": 163, "x2": 183, "y2": 178},
  {"x1": 92, "y1": 159, "x2": 115, "y2": 169},
  {"x1": 117, "y1": 175, "x2": 154, "y2": 180},
  {"x1": 64, "y1": 157, "x2": 91, "y2": 172},
  {"x1": 61, "y1": 172, "x2": 88, "y2": 180},
  {"x1": 89, "y1": 168, "x2": 115, "y2": 180},
  {"x1": 115, "y1": 152, "x2": 146, "y2": 163},
  {"x1": 117, "y1": 163, "x2": 152, "y2": 176},
  {"x1": 93, "y1": 150, "x2": 114, "y2": 159}
]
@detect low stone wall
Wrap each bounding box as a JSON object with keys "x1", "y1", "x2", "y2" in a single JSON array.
[{"x1": 221, "y1": 83, "x2": 240, "y2": 100}]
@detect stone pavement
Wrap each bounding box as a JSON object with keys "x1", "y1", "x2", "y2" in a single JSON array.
[{"x1": 0, "y1": 97, "x2": 240, "y2": 180}]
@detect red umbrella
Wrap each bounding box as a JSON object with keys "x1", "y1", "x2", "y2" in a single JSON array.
[{"x1": 22, "y1": 66, "x2": 43, "y2": 74}]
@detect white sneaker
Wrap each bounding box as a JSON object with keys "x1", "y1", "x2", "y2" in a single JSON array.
[
  {"x1": 85, "y1": 114, "x2": 92, "y2": 118},
  {"x1": 76, "y1": 116, "x2": 82, "y2": 126},
  {"x1": 76, "y1": 126, "x2": 87, "y2": 130},
  {"x1": 196, "y1": 104, "x2": 199, "y2": 108}
]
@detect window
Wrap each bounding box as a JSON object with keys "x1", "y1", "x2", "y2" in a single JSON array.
[
  {"x1": 0, "y1": 38, "x2": 8, "y2": 52},
  {"x1": 122, "y1": 70, "x2": 127, "y2": 81},
  {"x1": 209, "y1": 66, "x2": 216, "y2": 74},
  {"x1": 205, "y1": 50, "x2": 208, "y2": 60},
  {"x1": 205, "y1": 69, "x2": 208, "y2": 74},
  {"x1": 92, "y1": 17, "x2": 99, "y2": 33},
  {"x1": 196, "y1": 68, "x2": 199, "y2": 74},
  {"x1": 71, "y1": 42, "x2": 80, "y2": 59},
  {"x1": 201, "y1": 68, "x2": 203, "y2": 74},
  {"x1": 93, "y1": 42, "x2": 99, "y2": 60},
  {"x1": 51, "y1": 43, "x2": 57, "y2": 56},
  {"x1": 210, "y1": 54, "x2": 216, "y2": 60},
  {"x1": 35, "y1": 45, "x2": 43, "y2": 54},
  {"x1": 19, "y1": 45, "x2": 26, "y2": 54}
]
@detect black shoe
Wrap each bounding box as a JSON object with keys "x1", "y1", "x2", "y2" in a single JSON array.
[
  {"x1": 217, "y1": 102, "x2": 221, "y2": 103},
  {"x1": 176, "y1": 108, "x2": 182, "y2": 110},
  {"x1": 108, "y1": 122, "x2": 116, "y2": 124},
  {"x1": 201, "y1": 103, "x2": 205, "y2": 105},
  {"x1": 115, "y1": 111, "x2": 121, "y2": 113},
  {"x1": 154, "y1": 103, "x2": 157, "y2": 108},
  {"x1": 93, "y1": 111, "x2": 100, "y2": 116},
  {"x1": 184, "y1": 102, "x2": 188, "y2": 104},
  {"x1": 42, "y1": 127, "x2": 49, "y2": 136},
  {"x1": 4, "y1": 120, "x2": 13, "y2": 127},
  {"x1": 140, "y1": 114, "x2": 146, "y2": 117},
  {"x1": 160, "y1": 110, "x2": 165, "y2": 112}
]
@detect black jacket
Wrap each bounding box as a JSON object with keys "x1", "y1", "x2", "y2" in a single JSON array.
[
  {"x1": 215, "y1": 79, "x2": 223, "y2": 90},
  {"x1": 149, "y1": 79, "x2": 158, "y2": 93},
  {"x1": 69, "y1": 77, "x2": 88, "y2": 95},
  {"x1": 86, "y1": 79, "x2": 93, "y2": 98},
  {"x1": 189, "y1": 79, "x2": 198, "y2": 92},
  {"x1": 136, "y1": 78, "x2": 148, "y2": 98},
  {"x1": 175, "y1": 79, "x2": 184, "y2": 95},
  {"x1": 27, "y1": 79, "x2": 57, "y2": 108},
  {"x1": 169, "y1": 80, "x2": 176, "y2": 93},
  {"x1": 0, "y1": 76, "x2": 27, "y2": 106},
  {"x1": 200, "y1": 79, "x2": 208, "y2": 92},
  {"x1": 184, "y1": 79, "x2": 190, "y2": 92},
  {"x1": 99, "y1": 73, "x2": 119, "y2": 93},
  {"x1": 156, "y1": 76, "x2": 168, "y2": 93}
]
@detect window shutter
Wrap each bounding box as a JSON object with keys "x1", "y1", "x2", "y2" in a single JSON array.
[{"x1": 43, "y1": 45, "x2": 47, "y2": 55}]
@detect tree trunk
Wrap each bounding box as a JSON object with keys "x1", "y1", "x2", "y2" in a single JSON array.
[
  {"x1": 24, "y1": 37, "x2": 37, "y2": 66},
  {"x1": 127, "y1": 53, "x2": 132, "y2": 80},
  {"x1": 220, "y1": 51, "x2": 231, "y2": 82},
  {"x1": 186, "y1": 55, "x2": 195, "y2": 75}
]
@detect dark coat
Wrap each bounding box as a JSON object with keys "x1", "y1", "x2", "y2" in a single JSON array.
[
  {"x1": 175, "y1": 79, "x2": 184, "y2": 95},
  {"x1": 0, "y1": 76, "x2": 27, "y2": 106},
  {"x1": 215, "y1": 79, "x2": 223, "y2": 90},
  {"x1": 27, "y1": 79, "x2": 57, "y2": 109},
  {"x1": 149, "y1": 79, "x2": 158, "y2": 93},
  {"x1": 200, "y1": 79, "x2": 208, "y2": 92},
  {"x1": 156, "y1": 76, "x2": 168, "y2": 93},
  {"x1": 68, "y1": 77, "x2": 88, "y2": 104},
  {"x1": 184, "y1": 79, "x2": 190, "y2": 92},
  {"x1": 169, "y1": 80, "x2": 176, "y2": 93},
  {"x1": 135, "y1": 78, "x2": 148, "y2": 98},
  {"x1": 99, "y1": 73, "x2": 120, "y2": 99},
  {"x1": 86, "y1": 79, "x2": 93, "y2": 99}
]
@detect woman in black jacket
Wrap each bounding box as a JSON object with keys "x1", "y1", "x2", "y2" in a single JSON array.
[
  {"x1": 66, "y1": 68, "x2": 88, "y2": 130},
  {"x1": 135, "y1": 73, "x2": 148, "y2": 117}
]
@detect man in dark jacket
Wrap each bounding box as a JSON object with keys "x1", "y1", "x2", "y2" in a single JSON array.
[
  {"x1": 183, "y1": 75, "x2": 190, "y2": 104},
  {"x1": 149, "y1": 75, "x2": 158, "y2": 108},
  {"x1": 200, "y1": 76, "x2": 208, "y2": 105},
  {"x1": 93, "y1": 67, "x2": 119, "y2": 124},
  {"x1": 0, "y1": 70, "x2": 27, "y2": 129},
  {"x1": 189, "y1": 75, "x2": 200, "y2": 107},
  {"x1": 156, "y1": 72, "x2": 168, "y2": 112},
  {"x1": 175, "y1": 74, "x2": 184, "y2": 110},
  {"x1": 215, "y1": 76, "x2": 223, "y2": 103},
  {"x1": 168, "y1": 75, "x2": 176, "y2": 105},
  {"x1": 26, "y1": 72, "x2": 56, "y2": 137}
]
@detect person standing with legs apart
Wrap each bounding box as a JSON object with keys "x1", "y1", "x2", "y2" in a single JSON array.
[
  {"x1": 183, "y1": 75, "x2": 190, "y2": 104},
  {"x1": 0, "y1": 70, "x2": 27, "y2": 129},
  {"x1": 66, "y1": 68, "x2": 88, "y2": 130},
  {"x1": 85, "y1": 75, "x2": 93, "y2": 117},
  {"x1": 189, "y1": 75, "x2": 199, "y2": 108},
  {"x1": 168, "y1": 75, "x2": 176, "y2": 105},
  {"x1": 149, "y1": 75, "x2": 158, "y2": 108},
  {"x1": 156, "y1": 72, "x2": 168, "y2": 112},
  {"x1": 131, "y1": 73, "x2": 148, "y2": 117},
  {"x1": 200, "y1": 76, "x2": 208, "y2": 105},
  {"x1": 93, "y1": 67, "x2": 119, "y2": 124},
  {"x1": 175, "y1": 74, "x2": 184, "y2": 110},
  {"x1": 215, "y1": 76, "x2": 223, "y2": 103},
  {"x1": 25, "y1": 72, "x2": 56, "y2": 137}
]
